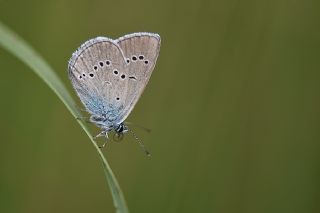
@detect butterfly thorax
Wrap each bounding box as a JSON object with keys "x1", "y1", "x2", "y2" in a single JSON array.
[{"x1": 90, "y1": 115, "x2": 127, "y2": 134}]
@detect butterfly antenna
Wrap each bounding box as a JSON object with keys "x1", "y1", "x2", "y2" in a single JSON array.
[
  {"x1": 127, "y1": 128, "x2": 151, "y2": 157},
  {"x1": 125, "y1": 122, "x2": 151, "y2": 133}
]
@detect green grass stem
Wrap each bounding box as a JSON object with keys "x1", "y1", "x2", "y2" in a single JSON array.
[{"x1": 0, "y1": 21, "x2": 129, "y2": 213}]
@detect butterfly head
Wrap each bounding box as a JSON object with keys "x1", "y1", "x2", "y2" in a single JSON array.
[
  {"x1": 114, "y1": 123, "x2": 128, "y2": 134},
  {"x1": 112, "y1": 123, "x2": 128, "y2": 142}
]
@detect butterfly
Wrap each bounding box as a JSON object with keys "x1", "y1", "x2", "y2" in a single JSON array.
[{"x1": 68, "y1": 33, "x2": 161, "y2": 155}]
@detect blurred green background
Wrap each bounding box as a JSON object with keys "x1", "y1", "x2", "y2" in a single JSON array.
[{"x1": 1, "y1": 0, "x2": 320, "y2": 212}]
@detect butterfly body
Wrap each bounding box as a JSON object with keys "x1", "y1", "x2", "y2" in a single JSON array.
[{"x1": 68, "y1": 33, "x2": 161, "y2": 141}]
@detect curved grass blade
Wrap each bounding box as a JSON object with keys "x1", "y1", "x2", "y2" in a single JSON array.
[{"x1": 0, "y1": 21, "x2": 129, "y2": 213}]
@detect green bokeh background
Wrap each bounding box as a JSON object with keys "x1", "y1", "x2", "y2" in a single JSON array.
[{"x1": 1, "y1": 0, "x2": 320, "y2": 212}]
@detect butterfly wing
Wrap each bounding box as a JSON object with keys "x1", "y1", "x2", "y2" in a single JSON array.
[
  {"x1": 115, "y1": 33, "x2": 161, "y2": 123},
  {"x1": 68, "y1": 37, "x2": 130, "y2": 123}
]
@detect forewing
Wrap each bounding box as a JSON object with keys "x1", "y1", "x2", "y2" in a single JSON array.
[
  {"x1": 68, "y1": 37, "x2": 129, "y2": 122},
  {"x1": 116, "y1": 33, "x2": 161, "y2": 122}
]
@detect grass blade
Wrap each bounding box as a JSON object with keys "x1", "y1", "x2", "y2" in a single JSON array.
[{"x1": 0, "y1": 21, "x2": 129, "y2": 213}]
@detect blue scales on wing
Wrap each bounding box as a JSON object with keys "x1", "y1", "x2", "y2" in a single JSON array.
[{"x1": 68, "y1": 37, "x2": 129, "y2": 124}]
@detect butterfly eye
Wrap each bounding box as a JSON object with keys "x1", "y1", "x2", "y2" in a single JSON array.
[
  {"x1": 121, "y1": 74, "x2": 126, "y2": 79},
  {"x1": 113, "y1": 70, "x2": 118, "y2": 75},
  {"x1": 144, "y1": 60, "x2": 149, "y2": 65},
  {"x1": 99, "y1": 61, "x2": 104, "y2": 67},
  {"x1": 106, "y1": 60, "x2": 111, "y2": 66},
  {"x1": 138, "y1": 55, "x2": 144, "y2": 60},
  {"x1": 126, "y1": 58, "x2": 130, "y2": 63},
  {"x1": 93, "y1": 66, "x2": 98, "y2": 70},
  {"x1": 116, "y1": 97, "x2": 120, "y2": 101},
  {"x1": 132, "y1": 56, "x2": 137, "y2": 61},
  {"x1": 89, "y1": 73, "x2": 94, "y2": 78}
]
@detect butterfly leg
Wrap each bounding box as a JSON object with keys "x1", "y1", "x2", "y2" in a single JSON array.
[
  {"x1": 75, "y1": 105, "x2": 87, "y2": 112},
  {"x1": 76, "y1": 116, "x2": 91, "y2": 123},
  {"x1": 93, "y1": 131, "x2": 109, "y2": 148},
  {"x1": 93, "y1": 131, "x2": 106, "y2": 139},
  {"x1": 98, "y1": 132, "x2": 110, "y2": 148}
]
